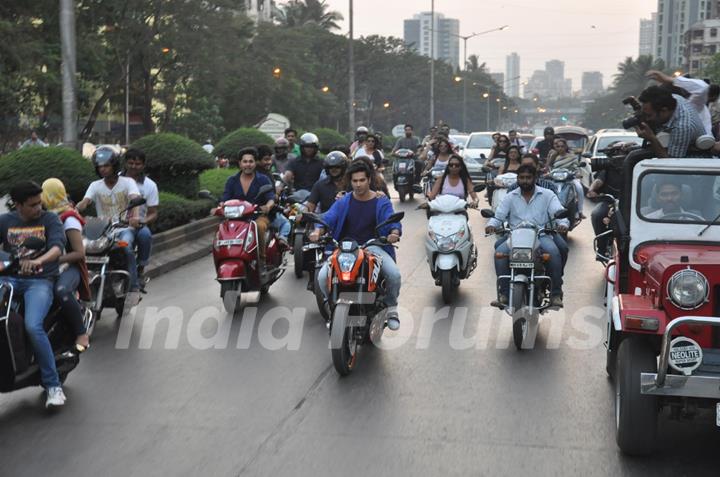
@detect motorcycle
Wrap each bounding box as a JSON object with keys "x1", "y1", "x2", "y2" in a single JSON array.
[
  {"x1": 0, "y1": 237, "x2": 93, "y2": 394},
  {"x1": 547, "y1": 168, "x2": 583, "y2": 232},
  {"x1": 303, "y1": 211, "x2": 405, "y2": 376},
  {"x1": 83, "y1": 197, "x2": 147, "y2": 320},
  {"x1": 392, "y1": 148, "x2": 417, "y2": 202},
  {"x1": 424, "y1": 195, "x2": 478, "y2": 304},
  {"x1": 283, "y1": 187, "x2": 311, "y2": 279},
  {"x1": 482, "y1": 208, "x2": 568, "y2": 350},
  {"x1": 199, "y1": 187, "x2": 286, "y2": 314}
]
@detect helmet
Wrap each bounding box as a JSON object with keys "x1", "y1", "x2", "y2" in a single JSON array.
[
  {"x1": 92, "y1": 145, "x2": 121, "y2": 177},
  {"x1": 355, "y1": 126, "x2": 369, "y2": 138},
  {"x1": 323, "y1": 151, "x2": 348, "y2": 172},
  {"x1": 274, "y1": 137, "x2": 290, "y2": 150},
  {"x1": 299, "y1": 132, "x2": 319, "y2": 149}
]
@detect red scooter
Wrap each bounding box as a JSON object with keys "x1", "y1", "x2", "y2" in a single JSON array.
[{"x1": 199, "y1": 186, "x2": 286, "y2": 313}]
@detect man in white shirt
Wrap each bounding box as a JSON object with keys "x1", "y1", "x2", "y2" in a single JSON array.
[
  {"x1": 644, "y1": 180, "x2": 690, "y2": 219},
  {"x1": 76, "y1": 146, "x2": 142, "y2": 292},
  {"x1": 202, "y1": 139, "x2": 214, "y2": 155},
  {"x1": 122, "y1": 149, "x2": 160, "y2": 290},
  {"x1": 647, "y1": 70, "x2": 712, "y2": 135}
]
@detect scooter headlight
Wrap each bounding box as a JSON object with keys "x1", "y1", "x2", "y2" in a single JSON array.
[
  {"x1": 431, "y1": 170, "x2": 445, "y2": 178},
  {"x1": 432, "y1": 228, "x2": 465, "y2": 252},
  {"x1": 244, "y1": 227, "x2": 256, "y2": 252},
  {"x1": 510, "y1": 247, "x2": 533, "y2": 263},
  {"x1": 223, "y1": 205, "x2": 245, "y2": 219},
  {"x1": 667, "y1": 269, "x2": 709, "y2": 310},
  {"x1": 550, "y1": 170, "x2": 570, "y2": 181},
  {"x1": 338, "y1": 252, "x2": 357, "y2": 273}
]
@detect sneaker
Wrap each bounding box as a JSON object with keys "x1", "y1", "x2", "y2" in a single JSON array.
[
  {"x1": 45, "y1": 386, "x2": 66, "y2": 408},
  {"x1": 490, "y1": 294, "x2": 508, "y2": 308},
  {"x1": 550, "y1": 295, "x2": 564, "y2": 308},
  {"x1": 385, "y1": 307, "x2": 400, "y2": 331}
]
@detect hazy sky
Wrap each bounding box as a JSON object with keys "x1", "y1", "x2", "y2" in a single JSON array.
[{"x1": 322, "y1": 0, "x2": 658, "y2": 91}]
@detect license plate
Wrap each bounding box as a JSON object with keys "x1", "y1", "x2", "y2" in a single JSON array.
[
  {"x1": 398, "y1": 163, "x2": 407, "y2": 171},
  {"x1": 85, "y1": 256, "x2": 109, "y2": 264},
  {"x1": 509, "y1": 262, "x2": 533, "y2": 268},
  {"x1": 717, "y1": 403, "x2": 720, "y2": 427}
]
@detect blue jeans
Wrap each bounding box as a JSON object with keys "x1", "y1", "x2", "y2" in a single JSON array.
[
  {"x1": 135, "y1": 226, "x2": 152, "y2": 267},
  {"x1": 117, "y1": 228, "x2": 140, "y2": 290},
  {"x1": 55, "y1": 265, "x2": 86, "y2": 336},
  {"x1": 271, "y1": 214, "x2": 291, "y2": 240},
  {"x1": 317, "y1": 245, "x2": 401, "y2": 307},
  {"x1": 494, "y1": 235, "x2": 564, "y2": 297},
  {"x1": 2, "y1": 277, "x2": 59, "y2": 388}
]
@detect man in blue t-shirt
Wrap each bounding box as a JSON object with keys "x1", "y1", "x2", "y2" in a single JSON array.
[{"x1": 309, "y1": 161, "x2": 403, "y2": 330}]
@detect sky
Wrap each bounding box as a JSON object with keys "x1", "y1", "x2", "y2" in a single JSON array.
[{"x1": 322, "y1": 0, "x2": 658, "y2": 92}]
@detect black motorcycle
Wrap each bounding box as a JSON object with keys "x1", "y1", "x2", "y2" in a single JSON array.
[
  {"x1": 392, "y1": 148, "x2": 417, "y2": 202},
  {"x1": 0, "y1": 237, "x2": 92, "y2": 393}
]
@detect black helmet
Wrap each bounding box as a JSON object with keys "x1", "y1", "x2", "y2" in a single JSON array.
[
  {"x1": 92, "y1": 145, "x2": 121, "y2": 177},
  {"x1": 299, "y1": 132, "x2": 319, "y2": 149},
  {"x1": 355, "y1": 126, "x2": 369, "y2": 138},
  {"x1": 323, "y1": 151, "x2": 348, "y2": 173}
]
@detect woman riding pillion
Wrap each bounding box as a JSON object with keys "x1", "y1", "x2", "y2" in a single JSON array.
[
  {"x1": 309, "y1": 161, "x2": 403, "y2": 330},
  {"x1": 546, "y1": 137, "x2": 585, "y2": 218},
  {"x1": 41, "y1": 179, "x2": 91, "y2": 353}
]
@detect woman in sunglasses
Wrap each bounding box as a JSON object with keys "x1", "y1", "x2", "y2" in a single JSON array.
[{"x1": 427, "y1": 155, "x2": 479, "y2": 207}]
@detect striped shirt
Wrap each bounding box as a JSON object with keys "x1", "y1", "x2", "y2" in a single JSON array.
[{"x1": 662, "y1": 94, "x2": 706, "y2": 158}]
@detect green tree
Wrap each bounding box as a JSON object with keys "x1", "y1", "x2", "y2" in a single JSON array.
[{"x1": 279, "y1": 0, "x2": 344, "y2": 31}]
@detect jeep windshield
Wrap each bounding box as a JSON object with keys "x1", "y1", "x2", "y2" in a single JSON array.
[{"x1": 638, "y1": 171, "x2": 720, "y2": 225}]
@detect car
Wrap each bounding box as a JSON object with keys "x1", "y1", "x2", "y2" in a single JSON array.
[
  {"x1": 581, "y1": 129, "x2": 643, "y2": 189},
  {"x1": 463, "y1": 132, "x2": 496, "y2": 162},
  {"x1": 600, "y1": 156, "x2": 720, "y2": 456},
  {"x1": 449, "y1": 134, "x2": 469, "y2": 154}
]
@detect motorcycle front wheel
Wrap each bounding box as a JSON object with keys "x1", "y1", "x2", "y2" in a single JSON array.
[
  {"x1": 293, "y1": 231, "x2": 305, "y2": 278},
  {"x1": 441, "y1": 269, "x2": 455, "y2": 304},
  {"x1": 511, "y1": 282, "x2": 528, "y2": 350},
  {"x1": 330, "y1": 303, "x2": 356, "y2": 376}
]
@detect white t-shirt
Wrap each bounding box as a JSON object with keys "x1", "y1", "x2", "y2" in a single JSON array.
[
  {"x1": 133, "y1": 176, "x2": 160, "y2": 221},
  {"x1": 84, "y1": 177, "x2": 140, "y2": 220},
  {"x1": 63, "y1": 216, "x2": 82, "y2": 232}
]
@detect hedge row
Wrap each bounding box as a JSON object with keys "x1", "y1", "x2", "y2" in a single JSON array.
[
  {"x1": 152, "y1": 192, "x2": 214, "y2": 233},
  {"x1": 199, "y1": 168, "x2": 235, "y2": 198}
]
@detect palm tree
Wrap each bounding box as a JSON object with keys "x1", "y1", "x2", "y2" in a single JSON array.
[
  {"x1": 612, "y1": 55, "x2": 666, "y2": 96},
  {"x1": 279, "y1": 0, "x2": 344, "y2": 31},
  {"x1": 466, "y1": 54, "x2": 486, "y2": 73}
]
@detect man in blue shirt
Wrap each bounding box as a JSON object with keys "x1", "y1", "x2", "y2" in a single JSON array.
[
  {"x1": 486, "y1": 165, "x2": 569, "y2": 308},
  {"x1": 309, "y1": 161, "x2": 403, "y2": 330}
]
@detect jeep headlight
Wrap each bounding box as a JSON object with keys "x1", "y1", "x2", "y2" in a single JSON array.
[
  {"x1": 667, "y1": 269, "x2": 709, "y2": 310},
  {"x1": 510, "y1": 248, "x2": 533, "y2": 263}
]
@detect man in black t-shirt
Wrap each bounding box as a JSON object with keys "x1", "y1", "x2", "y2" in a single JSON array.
[
  {"x1": 535, "y1": 126, "x2": 555, "y2": 164},
  {"x1": 587, "y1": 165, "x2": 623, "y2": 259},
  {"x1": 307, "y1": 151, "x2": 348, "y2": 213},
  {"x1": 284, "y1": 133, "x2": 324, "y2": 192}
]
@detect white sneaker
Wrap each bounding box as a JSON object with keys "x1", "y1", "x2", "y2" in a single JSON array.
[
  {"x1": 385, "y1": 307, "x2": 400, "y2": 331},
  {"x1": 45, "y1": 386, "x2": 66, "y2": 408}
]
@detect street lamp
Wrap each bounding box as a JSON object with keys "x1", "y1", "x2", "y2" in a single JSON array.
[
  {"x1": 383, "y1": 102, "x2": 391, "y2": 109},
  {"x1": 321, "y1": 85, "x2": 330, "y2": 93},
  {"x1": 454, "y1": 76, "x2": 462, "y2": 83},
  {"x1": 450, "y1": 25, "x2": 509, "y2": 132},
  {"x1": 272, "y1": 67, "x2": 282, "y2": 78},
  {"x1": 483, "y1": 92, "x2": 490, "y2": 131}
]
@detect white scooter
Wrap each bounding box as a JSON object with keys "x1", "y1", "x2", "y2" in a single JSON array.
[
  {"x1": 424, "y1": 194, "x2": 478, "y2": 304},
  {"x1": 491, "y1": 172, "x2": 517, "y2": 212}
]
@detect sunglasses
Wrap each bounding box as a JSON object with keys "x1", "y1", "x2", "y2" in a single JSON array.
[
  {"x1": 498, "y1": 140, "x2": 509, "y2": 143},
  {"x1": 448, "y1": 163, "x2": 461, "y2": 168}
]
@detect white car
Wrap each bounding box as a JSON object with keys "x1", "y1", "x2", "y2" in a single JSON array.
[
  {"x1": 463, "y1": 132, "x2": 496, "y2": 162},
  {"x1": 580, "y1": 129, "x2": 643, "y2": 189}
]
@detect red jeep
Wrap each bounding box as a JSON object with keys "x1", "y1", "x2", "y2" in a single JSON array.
[{"x1": 601, "y1": 158, "x2": 720, "y2": 455}]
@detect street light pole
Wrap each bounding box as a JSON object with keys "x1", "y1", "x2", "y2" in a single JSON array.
[
  {"x1": 430, "y1": 0, "x2": 435, "y2": 127},
  {"x1": 125, "y1": 52, "x2": 130, "y2": 145},
  {"x1": 348, "y1": 0, "x2": 355, "y2": 133},
  {"x1": 60, "y1": 0, "x2": 77, "y2": 149},
  {"x1": 483, "y1": 92, "x2": 490, "y2": 130}
]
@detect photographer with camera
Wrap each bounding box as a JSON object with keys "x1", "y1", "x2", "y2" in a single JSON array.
[
  {"x1": 646, "y1": 70, "x2": 712, "y2": 135},
  {"x1": 630, "y1": 85, "x2": 706, "y2": 158}
]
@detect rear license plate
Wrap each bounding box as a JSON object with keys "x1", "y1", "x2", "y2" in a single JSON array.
[
  {"x1": 509, "y1": 262, "x2": 533, "y2": 268},
  {"x1": 717, "y1": 403, "x2": 720, "y2": 427}
]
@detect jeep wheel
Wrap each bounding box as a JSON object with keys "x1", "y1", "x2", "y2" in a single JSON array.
[{"x1": 615, "y1": 337, "x2": 658, "y2": 456}]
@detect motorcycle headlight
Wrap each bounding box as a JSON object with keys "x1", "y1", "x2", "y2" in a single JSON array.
[
  {"x1": 551, "y1": 170, "x2": 569, "y2": 181},
  {"x1": 667, "y1": 269, "x2": 709, "y2": 310},
  {"x1": 510, "y1": 248, "x2": 533, "y2": 263},
  {"x1": 224, "y1": 205, "x2": 245, "y2": 219},
  {"x1": 338, "y1": 252, "x2": 357, "y2": 273},
  {"x1": 83, "y1": 236, "x2": 111, "y2": 254}
]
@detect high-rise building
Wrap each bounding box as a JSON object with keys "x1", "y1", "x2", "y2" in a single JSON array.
[
  {"x1": 684, "y1": 18, "x2": 720, "y2": 74},
  {"x1": 581, "y1": 71, "x2": 604, "y2": 98},
  {"x1": 656, "y1": 0, "x2": 711, "y2": 68},
  {"x1": 524, "y1": 60, "x2": 571, "y2": 99},
  {"x1": 506, "y1": 53, "x2": 521, "y2": 97},
  {"x1": 404, "y1": 12, "x2": 460, "y2": 70},
  {"x1": 639, "y1": 15, "x2": 657, "y2": 56},
  {"x1": 243, "y1": 0, "x2": 273, "y2": 23},
  {"x1": 490, "y1": 72, "x2": 505, "y2": 91},
  {"x1": 524, "y1": 70, "x2": 550, "y2": 99}
]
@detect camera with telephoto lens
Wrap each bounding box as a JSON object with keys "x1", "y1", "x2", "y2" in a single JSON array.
[
  {"x1": 590, "y1": 155, "x2": 625, "y2": 173},
  {"x1": 621, "y1": 96, "x2": 644, "y2": 130}
]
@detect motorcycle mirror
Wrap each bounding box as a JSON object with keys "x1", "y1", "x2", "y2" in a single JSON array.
[
  {"x1": 554, "y1": 209, "x2": 569, "y2": 219},
  {"x1": 198, "y1": 190, "x2": 214, "y2": 200},
  {"x1": 412, "y1": 184, "x2": 424, "y2": 194},
  {"x1": 581, "y1": 152, "x2": 592, "y2": 159},
  {"x1": 256, "y1": 184, "x2": 274, "y2": 197},
  {"x1": 302, "y1": 212, "x2": 329, "y2": 228},
  {"x1": 473, "y1": 184, "x2": 486, "y2": 193},
  {"x1": 376, "y1": 212, "x2": 405, "y2": 232},
  {"x1": 480, "y1": 209, "x2": 495, "y2": 219},
  {"x1": 127, "y1": 197, "x2": 147, "y2": 209},
  {"x1": 479, "y1": 153, "x2": 486, "y2": 159},
  {"x1": 22, "y1": 236, "x2": 46, "y2": 250},
  {"x1": 481, "y1": 166, "x2": 492, "y2": 173}
]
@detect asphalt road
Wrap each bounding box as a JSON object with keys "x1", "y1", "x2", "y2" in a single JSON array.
[{"x1": 1, "y1": 195, "x2": 718, "y2": 476}]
